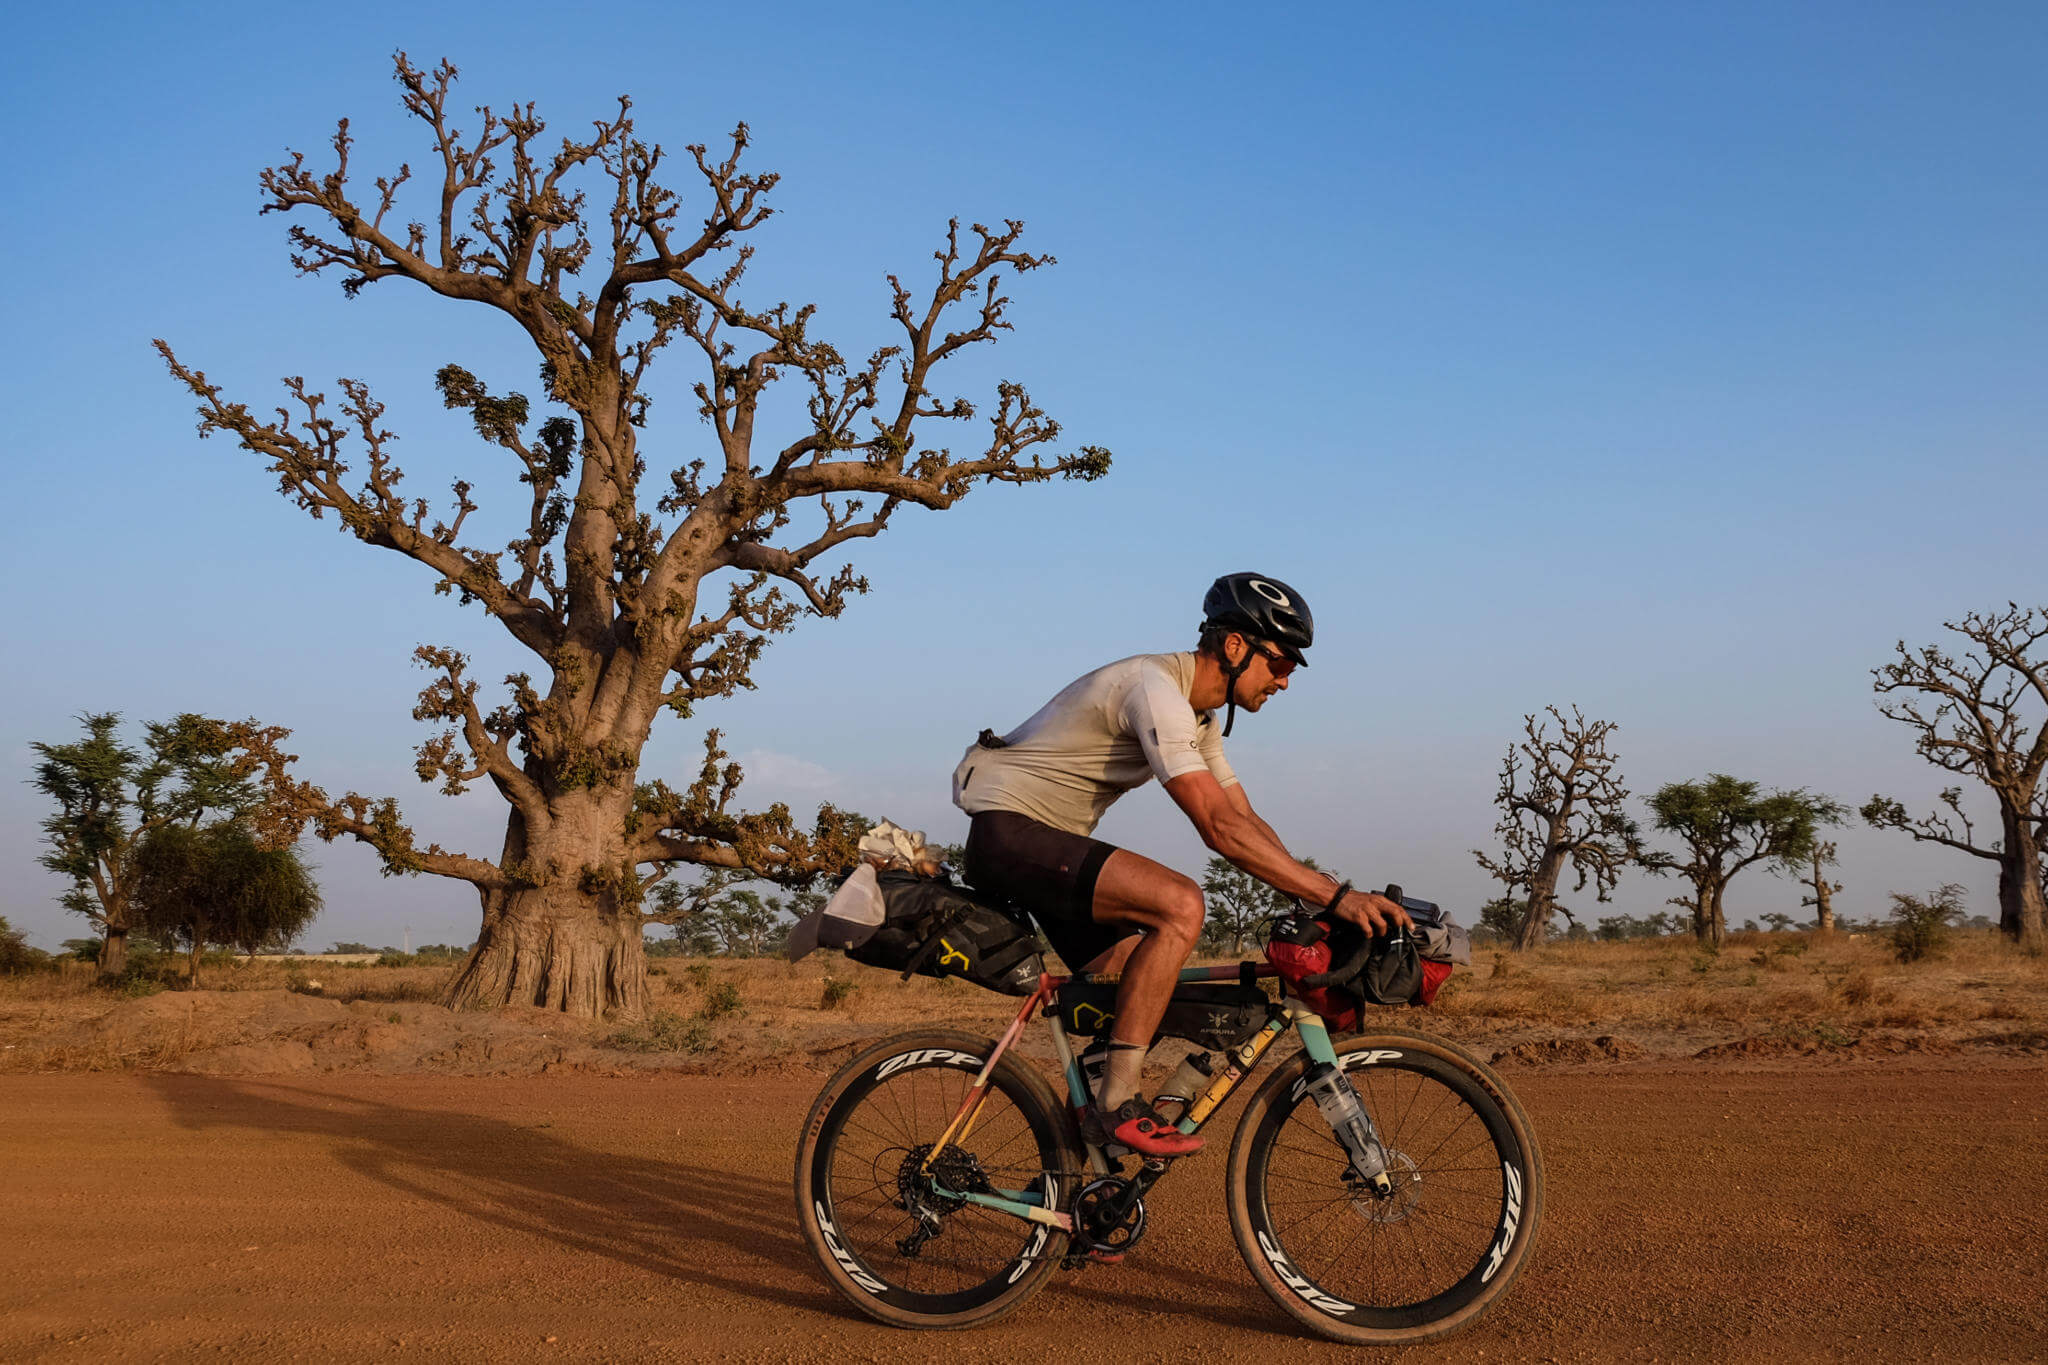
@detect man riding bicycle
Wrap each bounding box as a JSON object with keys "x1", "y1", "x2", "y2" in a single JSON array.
[{"x1": 953, "y1": 573, "x2": 1413, "y2": 1158}]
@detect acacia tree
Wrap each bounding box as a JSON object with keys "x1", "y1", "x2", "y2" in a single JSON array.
[
  {"x1": 130, "y1": 822, "x2": 324, "y2": 984},
  {"x1": 33, "y1": 713, "x2": 297, "y2": 977},
  {"x1": 1800, "y1": 839, "x2": 1843, "y2": 933},
  {"x1": 1862, "y1": 605, "x2": 2048, "y2": 947},
  {"x1": 1647, "y1": 775, "x2": 1844, "y2": 947},
  {"x1": 156, "y1": 57, "x2": 1108, "y2": 1019},
  {"x1": 1473, "y1": 706, "x2": 1642, "y2": 951},
  {"x1": 1200, "y1": 855, "x2": 1324, "y2": 954}
]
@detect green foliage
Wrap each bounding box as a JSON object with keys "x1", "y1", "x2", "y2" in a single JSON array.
[
  {"x1": 1595, "y1": 911, "x2": 1683, "y2": 940},
  {"x1": 1473, "y1": 897, "x2": 1526, "y2": 945},
  {"x1": 1200, "y1": 856, "x2": 1312, "y2": 954},
  {"x1": 330, "y1": 941, "x2": 375, "y2": 954},
  {"x1": 1888, "y1": 884, "x2": 1967, "y2": 963},
  {"x1": 129, "y1": 822, "x2": 323, "y2": 980},
  {"x1": 1647, "y1": 775, "x2": 1847, "y2": 941},
  {"x1": 820, "y1": 977, "x2": 857, "y2": 1010},
  {"x1": 0, "y1": 917, "x2": 48, "y2": 974}
]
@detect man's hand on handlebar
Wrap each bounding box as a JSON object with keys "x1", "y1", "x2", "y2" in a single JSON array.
[{"x1": 1331, "y1": 890, "x2": 1413, "y2": 937}]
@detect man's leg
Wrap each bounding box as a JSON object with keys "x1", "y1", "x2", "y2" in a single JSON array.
[{"x1": 1085, "y1": 849, "x2": 1204, "y2": 1110}]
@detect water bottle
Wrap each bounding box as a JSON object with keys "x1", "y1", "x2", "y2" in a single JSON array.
[
  {"x1": 1303, "y1": 1062, "x2": 1386, "y2": 1179},
  {"x1": 1155, "y1": 1051, "x2": 1214, "y2": 1112}
]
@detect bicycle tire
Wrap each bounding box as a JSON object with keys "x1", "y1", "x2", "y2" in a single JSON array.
[
  {"x1": 1225, "y1": 1028, "x2": 1544, "y2": 1346},
  {"x1": 794, "y1": 1028, "x2": 1083, "y2": 1329}
]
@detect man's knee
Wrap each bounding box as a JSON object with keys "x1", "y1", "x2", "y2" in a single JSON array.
[{"x1": 1155, "y1": 876, "x2": 1204, "y2": 947}]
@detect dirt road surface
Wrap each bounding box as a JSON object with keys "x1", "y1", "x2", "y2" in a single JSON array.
[{"x1": 3, "y1": 1062, "x2": 2043, "y2": 1362}]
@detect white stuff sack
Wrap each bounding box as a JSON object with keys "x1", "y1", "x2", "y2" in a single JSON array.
[{"x1": 787, "y1": 863, "x2": 887, "y2": 961}]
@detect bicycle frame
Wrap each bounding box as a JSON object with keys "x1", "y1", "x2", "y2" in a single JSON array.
[{"x1": 916, "y1": 961, "x2": 1356, "y2": 1234}]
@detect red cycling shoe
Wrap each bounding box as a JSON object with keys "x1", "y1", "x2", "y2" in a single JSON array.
[{"x1": 1104, "y1": 1097, "x2": 1203, "y2": 1158}]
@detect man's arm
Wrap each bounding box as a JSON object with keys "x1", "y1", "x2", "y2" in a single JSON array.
[{"x1": 1166, "y1": 771, "x2": 1410, "y2": 934}]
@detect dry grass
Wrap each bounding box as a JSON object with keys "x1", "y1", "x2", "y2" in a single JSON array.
[
  {"x1": 5, "y1": 929, "x2": 2044, "y2": 1073},
  {"x1": 1431, "y1": 929, "x2": 2048, "y2": 1043}
]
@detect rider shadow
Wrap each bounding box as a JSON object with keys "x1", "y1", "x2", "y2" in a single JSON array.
[{"x1": 139, "y1": 1074, "x2": 819, "y2": 1309}]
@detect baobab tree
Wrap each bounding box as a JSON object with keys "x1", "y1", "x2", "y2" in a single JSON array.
[
  {"x1": 1647, "y1": 775, "x2": 1843, "y2": 947},
  {"x1": 1863, "y1": 604, "x2": 2048, "y2": 947},
  {"x1": 1800, "y1": 839, "x2": 1843, "y2": 933},
  {"x1": 156, "y1": 56, "x2": 1109, "y2": 1018},
  {"x1": 1473, "y1": 706, "x2": 1641, "y2": 950}
]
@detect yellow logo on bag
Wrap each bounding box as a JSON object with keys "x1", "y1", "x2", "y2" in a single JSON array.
[
  {"x1": 937, "y1": 939, "x2": 970, "y2": 970},
  {"x1": 1072, "y1": 1003, "x2": 1115, "y2": 1032}
]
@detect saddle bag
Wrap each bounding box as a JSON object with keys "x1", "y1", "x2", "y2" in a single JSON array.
[
  {"x1": 843, "y1": 870, "x2": 1046, "y2": 996},
  {"x1": 1053, "y1": 979, "x2": 1274, "y2": 1051}
]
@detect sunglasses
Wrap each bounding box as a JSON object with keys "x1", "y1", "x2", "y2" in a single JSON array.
[{"x1": 1247, "y1": 640, "x2": 1298, "y2": 678}]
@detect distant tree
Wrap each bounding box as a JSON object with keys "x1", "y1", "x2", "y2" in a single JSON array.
[
  {"x1": 1799, "y1": 839, "x2": 1844, "y2": 933},
  {"x1": 1473, "y1": 897, "x2": 1526, "y2": 946},
  {"x1": 1594, "y1": 911, "x2": 1682, "y2": 941},
  {"x1": 155, "y1": 57, "x2": 1107, "y2": 1020},
  {"x1": 32, "y1": 713, "x2": 297, "y2": 978},
  {"x1": 1887, "y1": 884, "x2": 1967, "y2": 963},
  {"x1": 1474, "y1": 707, "x2": 1642, "y2": 951},
  {"x1": 1760, "y1": 912, "x2": 1797, "y2": 933},
  {"x1": 1863, "y1": 605, "x2": 2048, "y2": 947},
  {"x1": 130, "y1": 822, "x2": 323, "y2": 984},
  {"x1": 330, "y1": 941, "x2": 376, "y2": 954},
  {"x1": 1647, "y1": 775, "x2": 1845, "y2": 948},
  {"x1": 0, "y1": 917, "x2": 47, "y2": 975},
  {"x1": 701, "y1": 889, "x2": 789, "y2": 958},
  {"x1": 1200, "y1": 855, "x2": 1322, "y2": 954}
]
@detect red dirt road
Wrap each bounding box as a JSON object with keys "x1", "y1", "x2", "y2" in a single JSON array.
[{"x1": 3, "y1": 1063, "x2": 2043, "y2": 1362}]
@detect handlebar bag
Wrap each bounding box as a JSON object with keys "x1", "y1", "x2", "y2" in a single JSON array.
[{"x1": 843, "y1": 870, "x2": 1046, "y2": 996}]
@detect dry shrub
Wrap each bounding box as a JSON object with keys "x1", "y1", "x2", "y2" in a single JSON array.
[{"x1": 1837, "y1": 968, "x2": 1879, "y2": 1007}]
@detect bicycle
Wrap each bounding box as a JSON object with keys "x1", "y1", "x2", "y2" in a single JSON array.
[{"x1": 793, "y1": 891, "x2": 1544, "y2": 1347}]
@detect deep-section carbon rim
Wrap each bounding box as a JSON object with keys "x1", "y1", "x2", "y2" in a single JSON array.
[
  {"x1": 802, "y1": 1038, "x2": 1071, "y2": 1323},
  {"x1": 1233, "y1": 1036, "x2": 1540, "y2": 1340}
]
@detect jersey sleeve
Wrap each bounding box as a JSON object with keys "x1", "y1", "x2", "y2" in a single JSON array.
[{"x1": 1122, "y1": 661, "x2": 1238, "y2": 789}]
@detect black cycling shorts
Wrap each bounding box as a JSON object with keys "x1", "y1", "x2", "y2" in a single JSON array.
[{"x1": 963, "y1": 810, "x2": 1133, "y2": 970}]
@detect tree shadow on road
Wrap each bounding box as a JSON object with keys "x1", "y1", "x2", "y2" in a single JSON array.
[{"x1": 140, "y1": 1074, "x2": 821, "y2": 1311}]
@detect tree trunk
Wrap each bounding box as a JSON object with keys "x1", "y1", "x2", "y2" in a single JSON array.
[
  {"x1": 97, "y1": 923, "x2": 128, "y2": 978},
  {"x1": 1998, "y1": 806, "x2": 2047, "y2": 948},
  {"x1": 189, "y1": 937, "x2": 202, "y2": 986},
  {"x1": 1706, "y1": 883, "x2": 1726, "y2": 948},
  {"x1": 1810, "y1": 851, "x2": 1836, "y2": 934},
  {"x1": 1514, "y1": 852, "x2": 1567, "y2": 951},
  {"x1": 440, "y1": 803, "x2": 649, "y2": 1018},
  {"x1": 444, "y1": 891, "x2": 648, "y2": 1017}
]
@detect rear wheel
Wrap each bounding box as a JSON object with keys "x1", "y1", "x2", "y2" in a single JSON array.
[
  {"x1": 794, "y1": 1029, "x2": 1082, "y2": 1329},
  {"x1": 1225, "y1": 1029, "x2": 1544, "y2": 1346}
]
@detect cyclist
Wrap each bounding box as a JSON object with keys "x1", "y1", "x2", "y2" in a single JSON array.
[{"x1": 953, "y1": 573, "x2": 1412, "y2": 1158}]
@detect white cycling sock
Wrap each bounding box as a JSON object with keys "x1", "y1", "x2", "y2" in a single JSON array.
[{"x1": 1097, "y1": 1041, "x2": 1147, "y2": 1110}]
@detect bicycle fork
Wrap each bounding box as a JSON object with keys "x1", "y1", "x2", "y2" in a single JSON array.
[{"x1": 1290, "y1": 1004, "x2": 1395, "y2": 1194}]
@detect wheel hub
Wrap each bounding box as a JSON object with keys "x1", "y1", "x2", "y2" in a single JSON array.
[{"x1": 1347, "y1": 1149, "x2": 1422, "y2": 1224}]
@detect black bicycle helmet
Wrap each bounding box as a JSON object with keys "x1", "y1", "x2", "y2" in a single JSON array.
[
  {"x1": 1201, "y1": 573, "x2": 1314, "y2": 665},
  {"x1": 1201, "y1": 573, "x2": 1314, "y2": 736}
]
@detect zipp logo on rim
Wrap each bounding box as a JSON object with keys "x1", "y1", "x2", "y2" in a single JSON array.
[
  {"x1": 814, "y1": 1201, "x2": 887, "y2": 1294},
  {"x1": 1257, "y1": 1231, "x2": 1354, "y2": 1315},
  {"x1": 876, "y1": 1048, "x2": 982, "y2": 1081},
  {"x1": 1481, "y1": 1162, "x2": 1524, "y2": 1283}
]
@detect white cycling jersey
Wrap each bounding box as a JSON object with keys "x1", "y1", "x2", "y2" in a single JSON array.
[{"x1": 951, "y1": 651, "x2": 1238, "y2": 837}]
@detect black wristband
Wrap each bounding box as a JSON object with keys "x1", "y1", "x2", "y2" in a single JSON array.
[{"x1": 1323, "y1": 880, "x2": 1352, "y2": 914}]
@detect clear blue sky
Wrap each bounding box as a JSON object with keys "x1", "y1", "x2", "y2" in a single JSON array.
[{"x1": 3, "y1": 3, "x2": 2042, "y2": 950}]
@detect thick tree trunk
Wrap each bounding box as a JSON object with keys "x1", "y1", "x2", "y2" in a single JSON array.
[
  {"x1": 1514, "y1": 853, "x2": 1566, "y2": 951},
  {"x1": 444, "y1": 889, "x2": 648, "y2": 1017},
  {"x1": 1706, "y1": 884, "x2": 1726, "y2": 947},
  {"x1": 1997, "y1": 807, "x2": 2046, "y2": 948},
  {"x1": 441, "y1": 802, "x2": 650, "y2": 1019}
]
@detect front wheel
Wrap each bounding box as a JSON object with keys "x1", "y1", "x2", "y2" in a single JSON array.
[
  {"x1": 794, "y1": 1028, "x2": 1082, "y2": 1330},
  {"x1": 1226, "y1": 1028, "x2": 1545, "y2": 1346}
]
